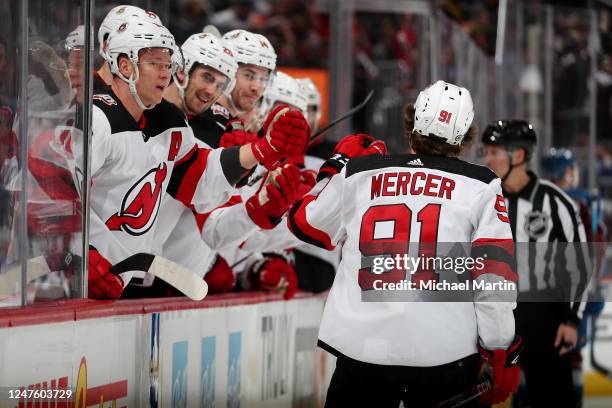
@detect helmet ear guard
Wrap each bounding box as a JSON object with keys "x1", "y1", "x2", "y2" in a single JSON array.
[{"x1": 413, "y1": 80, "x2": 474, "y2": 146}]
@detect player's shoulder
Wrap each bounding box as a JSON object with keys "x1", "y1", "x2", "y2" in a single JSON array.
[
  {"x1": 92, "y1": 91, "x2": 138, "y2": 134},
  {"x1": 346, "y1": 154, "x2": 497, "y2": 184}
]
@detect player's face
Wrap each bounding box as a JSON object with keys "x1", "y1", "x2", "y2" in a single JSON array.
[
  {"x1": 67, "y1": 48, "x2": 84, "y2": 104},
  {"x1": 184, "y1": 65, "x2": 229, "y2": 115},
  {"x1": 483, "y1": 145, "x2": 511, "y2": 179},
  {"x1": 136, "y1": 48, "x2": 172, "y2": 106},
  {"x1": 232, "y1": 64, "x2": 271, "y2": 112}
]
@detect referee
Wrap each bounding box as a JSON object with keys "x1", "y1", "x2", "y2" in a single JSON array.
[{"x1": 481, "y1": 120, "x2": 589, "y2": 408}]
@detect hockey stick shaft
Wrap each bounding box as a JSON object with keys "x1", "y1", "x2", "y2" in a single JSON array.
[
  {"x1": 435, "y1": 377, "x2": 491, "y2": 408},
  {"x1": 309, "y1": 89, "x2": 374, "y2": 142}
]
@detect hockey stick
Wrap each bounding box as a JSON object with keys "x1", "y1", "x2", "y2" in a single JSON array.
[
  {"x1": 0, "y1": 256, "x2": 53, "y2": 295},
  {"x1": 309, "y1": 89, "x2": 374, "y2": 142},
  {"x1": 111, "y1": 253, "x2": 208, "y2": 301},
  {"x1": 435, "y1": 377, "x2": 491, "y2": 408}
]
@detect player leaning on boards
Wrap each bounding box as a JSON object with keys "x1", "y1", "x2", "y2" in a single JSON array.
[
  {"x1": 86, "y1": 19, "x2": 307, "y2": 300},
  {"x1": 482, "y1": 121, "x2": 589, "y2": 408},
  {"x1": 288, "y1": 80, "x2": 522, "y2": 407}
]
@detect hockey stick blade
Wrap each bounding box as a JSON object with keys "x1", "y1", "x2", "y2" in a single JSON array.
[
  {"x1": 0, "y1": 256, "x2": 53, "y2": 295},
  {"x1": 111, "y1": 253, "x2": 208, "y2": 301},
  {"x1": 435, "y1": 377, "x2": 491, "y2": 408},
  {"x1": 309, "y1": 90, "x2": 374, "y2": 142}
]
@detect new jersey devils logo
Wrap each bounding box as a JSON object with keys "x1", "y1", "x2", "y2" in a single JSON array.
[{"x1": 106, "y1": 163, "x2": 167, "y2": 235}]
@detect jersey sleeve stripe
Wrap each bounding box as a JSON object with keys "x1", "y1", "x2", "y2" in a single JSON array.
[
  {"x1": 168, "y1": 146, "x2": 211, "y2": 206},
  {"x1": 472, "y1": 259, "x2": 518, "y2": 282},
  {"x1": 288, "y1": 195, "x2": 335, "y2": 250}
]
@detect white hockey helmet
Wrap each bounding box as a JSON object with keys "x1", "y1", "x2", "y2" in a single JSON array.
[
  {"x1": 98, "y1": 5, "x2": 162, "y2": 60},
  {"x1": 179, "y1": 33, "x2": 238, "y2": 94},
  {"x1": 261, "y1": 71, "x2": 308, "y2": 115},
  {"x1": 413, "y1": 80, "x2": 474, "y2": 146},
  {"x1": 221, "y1": 29, "x2": 277, "y2": 71},
  {"x1": 106, "y1": 20, "x2": 178, "y2": 110},
  {"x1": 297, "y1": 77, "x2": 321, "y2": 124},
  {"x1": 65, "y1": 25, "x2": 85, "y2": 51}
]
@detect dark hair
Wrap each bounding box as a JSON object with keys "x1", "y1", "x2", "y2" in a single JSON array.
[{"x1": 403, "y1": 103, "x2": 477, "y2": 157}]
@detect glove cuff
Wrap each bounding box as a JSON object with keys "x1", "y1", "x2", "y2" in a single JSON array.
[
  {"x1": 317, "y1": 153, "x2": 350, "y2": 181},
  {"x1": 251, "y1": 139, "x2": 280, "y2": 170}
]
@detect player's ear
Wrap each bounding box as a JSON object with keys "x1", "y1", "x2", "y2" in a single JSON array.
[{"x1": 118, "y1": 54, "x2": 133, "y2": 78}]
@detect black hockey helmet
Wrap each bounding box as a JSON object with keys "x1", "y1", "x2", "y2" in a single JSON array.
[{"x1": 481, "y1": 120, "x2": 537, "y2": 159}]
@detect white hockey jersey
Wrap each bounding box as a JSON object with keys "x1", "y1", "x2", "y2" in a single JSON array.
[
  {"x1": 288, "y1": 154, "x2": 517, "y2": 366},
  {"x1": 86, "y1": 91, "x2": 236, "y2": 284}
]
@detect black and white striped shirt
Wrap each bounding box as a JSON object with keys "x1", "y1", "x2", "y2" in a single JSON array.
[{"x1": 504, "y1": 171, "x2": 589, "y2": 324}]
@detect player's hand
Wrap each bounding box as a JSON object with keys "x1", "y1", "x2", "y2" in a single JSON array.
[
  {"x1": 298, "y1": 168, "x2": 318, "y2": 197},
  {"x1": 478, "y1": 336, "x2": 523, "y2": 405},
  {"x1": 204, "y1": 256, "x2": 236, "y2": 294},
  {"x1": 249, "y1": 253, "x2": 298, "y2": 300},
  {"x1": 317, "y1": 134, "x2": 387, "y2": 181},
  {"x1": 88, "y1": 248, "x2": 124, "y2": 300},
  {"x1": 250, "y1": 105, "x2": 310, "y2": 170},
  {"x1": 220, "y1": 119, "x2": 259, "y2": 148},
  {"x1": 554, "y1": 323, "x2": 578, "y2": 355},
  {"x1": 245, "y1": 164, "x2": 301, "y2": 229}
]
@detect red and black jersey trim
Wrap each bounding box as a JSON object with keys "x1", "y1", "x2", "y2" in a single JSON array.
[
  {"x1": 471, "y1": 238, "x2": 517, "y2": 282},
  {"x1": 288, "y1": 195, "x2": 335, "y2": 250},
  {"x1": 167, "y1": 146, "x2": 210, "y2": 206},
  {"x1": 346, "y1": 154, "x2": 497, "y2": 185}
]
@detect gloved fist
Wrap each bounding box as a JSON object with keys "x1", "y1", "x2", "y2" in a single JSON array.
[
  {"x1": 249, "y1": 252, "x2": 298, "y2": 300},
  {"x1": 478, "y1": 336, "x2": 523, "y2": 405},
  {"x1": 245, "y1": 164, "x2": 301, "y2": 229},
  {"x1": 318, "y1": 133, "x2": 387, "y2": 181},
  {"x1": 204, "y1": 255, "x2": 236, "y2": 294},
  {"x1": 250, "y1": 105, "x2": 310, "y2": 169},
  {"x1": 220, "y1": 119, "x2": 259, "y2": 148},
  {"x1": 88, "y1": 248, "x2": 124, "y2": 300},
  {"x1": 298, "y1": 168, "x2": 318, "y2": 197}
]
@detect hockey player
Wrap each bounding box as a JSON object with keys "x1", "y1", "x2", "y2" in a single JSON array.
[
  {"x1": 482, "y1": 121, "x2": 589, "y2": 407},
  {"x1": 144, "y1": 33, "x2": 304, "y2": 299},
  {"x1": 189, "y1": 29, "x2": 276, "y2": 149},
  {"x1": 288, "y1": 80, "x2": 521, "y2": 407},
  {"x1": 85, "y1": 20, "x2": 309, "y2": 299}
]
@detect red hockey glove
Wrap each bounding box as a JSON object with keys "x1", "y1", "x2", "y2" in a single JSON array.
[
  {"x1": 249, "y1": 252, "x2": 298, "y2": 300},
  {"x1": 204, "y1": 256, "x2": 236, "y2": 294},
  {"x1": 245, "y1": 164, "x2": 301, "y2": 229},
  {"x1": 478, "y1": 336, "x2": 523, "y2": 405},
  {"x1": 298, "y1": 168, "x2": 318, "y2": 197},
  {"x1": 220, "y1": 119, "x2": 260, "y2": 148},
  {"x1": 250, "y1": 105, "x2": 310, "y2": 170},
  {"x1": 88, "y1": 248, "x2": 124, "y2": 300},
  {"x1": 318, "y1": 133, "x2": 387, "y2": 181}
]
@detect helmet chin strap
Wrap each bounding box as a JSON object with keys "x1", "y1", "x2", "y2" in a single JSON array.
[
  {"x1": 501, "y1": 149, "x2": 527, "y2": 183},
  {"x1": 226, "y1": 91, "x2": 245, "y2": 116},
  {"x1": 172, "y1": 73, "x2": 190, "y2": 112},
  {"x1": 117, "y1": 63, "x2": 155, "y2": 111}
]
